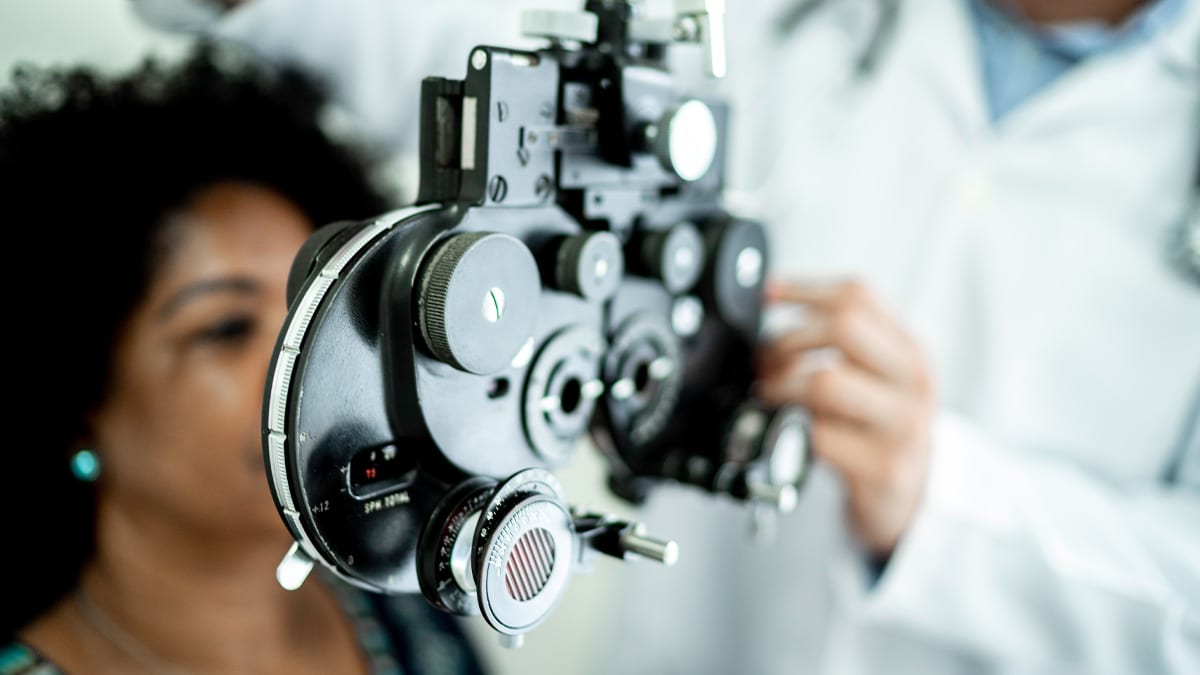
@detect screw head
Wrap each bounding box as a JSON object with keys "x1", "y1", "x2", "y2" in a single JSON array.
[
  {"x1": 488, "y1": 175, "x2": 508, "y2": 203},
  {"x1": 483, "y1": 287, "x2": 506, "y2": 323},
  {"x1": 670, "y1": 296, "x2": 704, "y2": 337},
  {"x1": 736, "y1": 247, "x2": 763, "y2": 288},
  {"x1": 534, "y1": 175, "x2": 553, "y2": 202}
]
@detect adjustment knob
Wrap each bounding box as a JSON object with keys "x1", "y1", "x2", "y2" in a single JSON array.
[
  {"x1": 523, "y1": 327, "x2": 606, "y2": 463},
  {"x1": 572, "y1": 511, "x2": 681, "y2": 567},
  {"x1": 725, "y1": 404, "x2": 811, "y2": 513},
  {"x1": 417, "y1": 232, "x2": 542, "y2": 374},
  {"x1": 605, "y1": 313, "x2": 684, "y2": 449},
  {"x1": 677, "y1": 0, "x2": 728, "y2": 78},
  {"x1": 473, "y1": 469, "x2": 575, "y2": 638},
  {"x1": 650, "y1": 99, "x2": 718, "y2": 182},
  {"x1": 555, "y1": 231, "x2": 624, "y2": 302},
  {"x1": 417, "y1": 478, "x2": 497, "y2": 616},
  {"x1": 520, "y1": 9, "x2": 600, "y2": 43},
  {"x1": 759, "y1": 406, "x2": 810, "y2": 491},
  {"x1": 618, "y1": 525, "x2": 679, "y2": 566},
  {"x1": 702, "y1": 218, "x2": 768, "y2": 335},
  {"x1": 641, "y1": 222, "x2": 705, "y2": 294},
  {"x1": 275, "y1": 542, "x2": 315, "y2": 591}
]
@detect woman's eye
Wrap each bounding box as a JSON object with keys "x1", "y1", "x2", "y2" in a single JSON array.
[{"x1": 195, "y1": 316, "x2": 255, "y2": 345}]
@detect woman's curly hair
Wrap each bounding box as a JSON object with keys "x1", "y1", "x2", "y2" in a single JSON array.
[{"x1": 0, "y1": 43, "x2": 394, "y2": 636}]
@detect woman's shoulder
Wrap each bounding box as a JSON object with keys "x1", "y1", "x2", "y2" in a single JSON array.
[{"x1": 0, "y1": 642, "x2": 64, "y2": 675}]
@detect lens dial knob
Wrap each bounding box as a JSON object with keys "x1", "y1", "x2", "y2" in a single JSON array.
[
  {"x1": 724, "y1": 403, "x2": 811, "y2": 513},
  {"x1": 653, "y1": 99, "x2": 719, "y2": 182},
  {"x1": 641, "y1": 222, "x2": 705, "y2": 295},
  {"x1": 605, "y1": 313, "x2": 684, "y2": 451},
  {"x1": 522, "y1": 326, "x2": 606, "y2": 463},
  {"x1": 418, "y1": 232, "x2": 542, "y2": 374},
  {"x1": 472, "y1": 469, "x2": 575, "y2": 637},
  {"x1": 417, "y1": 477, "x2": 497, "y2": 615},
  {"x1": 555, "y1": 231, "x2": 624, "y2": 302},
  {"x1": 703, "y1": 219, "x2": 768, "y2": 335}
]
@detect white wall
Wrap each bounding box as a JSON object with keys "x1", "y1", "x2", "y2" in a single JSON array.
[{"x1": 0, "y1": 0, "x2": 189, "y2": 77}]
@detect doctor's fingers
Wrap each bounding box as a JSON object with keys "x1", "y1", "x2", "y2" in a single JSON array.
[
  {"x1": 756, "y1": 360, "x2": 916, "y2": 438},
  {"x1": 810, "y1": 417, "x2": 929, "y2": 491},
  {"x1": 761, "y1": 279, "x2": 928, "y2": 389},
  {"x1": 808, "y1": 418, "x2": 905, "y2": 487},
  {"x1": 756, "y1": 309, "x2": 922, "y2": 392},
  {"x1": 807, "y1": 418, "x2": 879, "y2": 480}
]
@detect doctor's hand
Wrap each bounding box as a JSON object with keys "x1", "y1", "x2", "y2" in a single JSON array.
[{"x1": 755, "y1": 279, "x2": 936, "y2": 558}]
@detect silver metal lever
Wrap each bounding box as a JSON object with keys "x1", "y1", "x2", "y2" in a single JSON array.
[
  {"x1": 628, "y1": 0, "x2": 727, "y2": 78},
  {"x1": 520, "y1": 9, "x2": 600, "y2": 43},
  {"x1": 620, "y1": 524, "x2": 680, "y2": 566},
  {"x1": 573, "y1": 511, "x2": 681, "y2": 568},
  {"x1": 275, "y1": 542, "x2": 315, "y2": 591}
]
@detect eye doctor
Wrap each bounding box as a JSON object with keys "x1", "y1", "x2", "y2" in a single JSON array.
[
  {"x1": 665, "y1": 1, "x2": 1200, "y2": 673},
  {"x1": 127, "y1": 0, "x2": 1200, "y2": 673}
]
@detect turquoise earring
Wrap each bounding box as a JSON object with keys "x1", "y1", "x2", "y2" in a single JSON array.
[{"x1": 70, "y1": 449, "x2": 101, "y2": 482}]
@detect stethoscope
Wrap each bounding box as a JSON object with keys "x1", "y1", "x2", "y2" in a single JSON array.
[
  {"x1": 1175, "y1": 164, "x2": 1200, "y2": 286},
  {"x1": 773, "y1": 0, "x2": 901, "y2": 76}
]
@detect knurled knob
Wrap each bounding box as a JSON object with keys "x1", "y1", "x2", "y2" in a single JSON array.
[
  {"x1": 653, "y1": 99, "x2": 718, "y2": 182},
  {"x1": 472, "y1": 469, "x2": 575, "y2": 637},
  {"x1": 418, "y1": 232, "x2": 542, "y2": 375},
  {"x1": 641, "y1": 222, "x2": 705, "y2": 294},
  {"x1": 555, "y1": 231, "x2": 624, "y2": 302}
]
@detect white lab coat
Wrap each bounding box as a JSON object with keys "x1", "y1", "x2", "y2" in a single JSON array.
[
  {"x1": 617, "y1": 2, "x2": 1200, "y2": 673},
  {"x1": 198, "y1": 0, "x2": 1200, "y2": 672}
]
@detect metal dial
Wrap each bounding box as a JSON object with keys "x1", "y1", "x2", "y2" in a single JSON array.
[
  {"x1": 417, "y1": 478, "x2": 497, "y2": 615},
  {"x1": 417, "y1": 231, "x2": 543, "y2": 375},
  {"x1": 472, "y1": 469, "x2": 575, "y2": 636},
  {"x1": 654, "y1": 99, "x2": 718, "y2": 182}
]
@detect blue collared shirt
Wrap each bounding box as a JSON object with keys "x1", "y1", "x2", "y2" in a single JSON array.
[{"x1": 969, "y1": 0, "x2": 1189, "y2": 121}]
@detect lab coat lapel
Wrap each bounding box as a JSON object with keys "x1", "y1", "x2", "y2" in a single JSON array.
[
  {"x1": 980, "y1": 1, "x2": 1199, "y2": 139},
  {"x1": 899, "y1": 0, "x2": 992, "y2": 141},
  {"x1": 907, "y1": 0, "x2": 1199, "y2": 142},
  {"x1": 995, "y1": 23, "x2": 1198, "y2": 140},
  {"x1": 1158, "y1": 0, "x2": 1200, "y2": 75}
]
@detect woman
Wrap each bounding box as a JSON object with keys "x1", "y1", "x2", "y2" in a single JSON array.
[{"x1": 0, "y1": 45, "x2": 486, "y2": 674}]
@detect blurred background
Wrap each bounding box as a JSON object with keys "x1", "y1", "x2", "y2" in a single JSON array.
[{"x1": 0, "y1": 1, "x2": 187, "y2": 78}]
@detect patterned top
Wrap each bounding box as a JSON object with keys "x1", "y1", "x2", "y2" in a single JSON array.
[{"x1": 0, "y1": 582, "x2": 486, "y2": 675}]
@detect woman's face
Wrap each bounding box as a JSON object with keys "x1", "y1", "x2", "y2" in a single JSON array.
[{"x1": 90, "y1": 182, "x2": 312, "y2": 542}]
